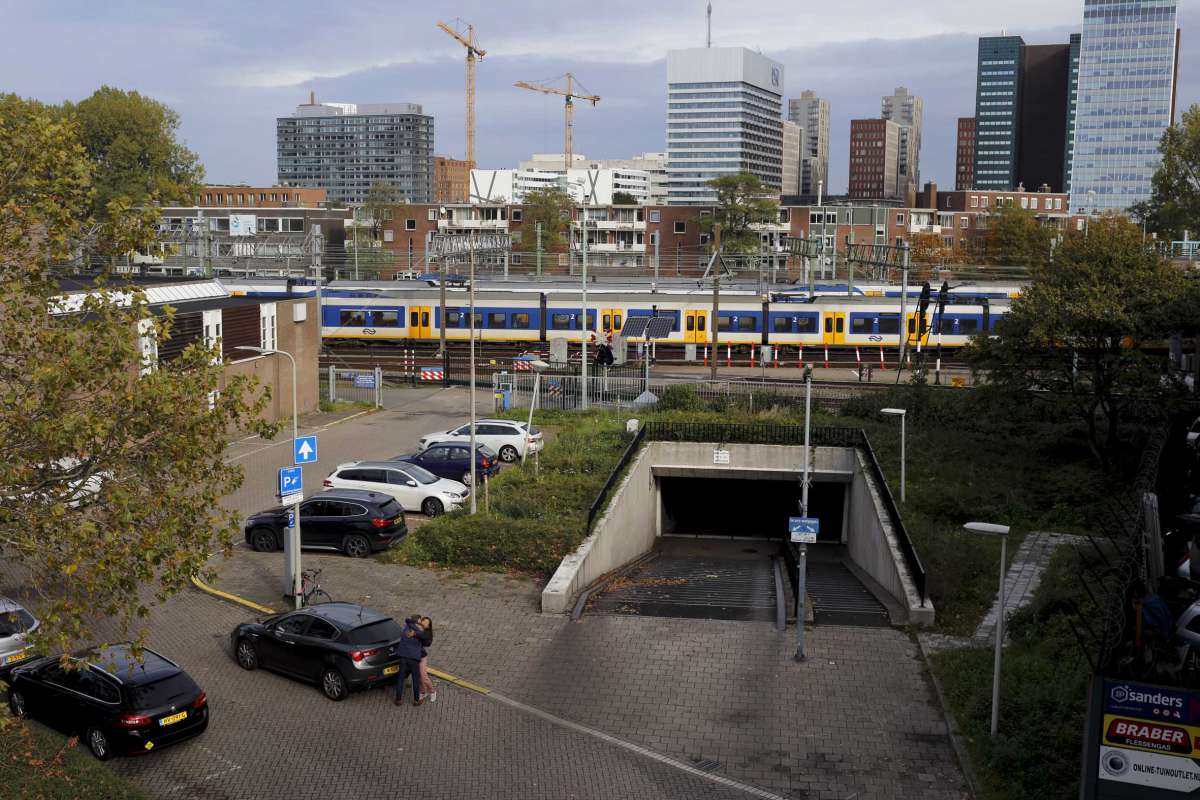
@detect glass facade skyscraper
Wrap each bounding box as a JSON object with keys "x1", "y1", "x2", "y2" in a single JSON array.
[
  {"x1": 974, "y1": 36, "x2": 1024, "y2": 190},
  {"x1": 1069, "y1": 0, "x2": 1179, "y2": 213},
  {"x1": 666, "y1": 47, "x2": 784, "y2": 205}
]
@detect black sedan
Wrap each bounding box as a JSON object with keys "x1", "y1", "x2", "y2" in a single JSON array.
[
  {"x1": 392, "y1": 442, "x2": 500, "y2": 486},
  {"x1": 7, "y1": 644, "x2": 208, "y2": 760},
  {"x1": 231, "y1": 603, "x2": 412, "y2": 701},
  {"x1": 244, "y1": 489, "x2": 407, "y2": 557}
]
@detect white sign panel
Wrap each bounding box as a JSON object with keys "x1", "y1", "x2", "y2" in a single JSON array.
[
  {"x1": 712, "y1": 449, "x2": 730, "y2": 465},
  {"x1": 1099, "y1": 746, "x2": 1200, "y2": 793},
  {"x1": 229, "y1": 214, "x2": 257, "y2": 237}
]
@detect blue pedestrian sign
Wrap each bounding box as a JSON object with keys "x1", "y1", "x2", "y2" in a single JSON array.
[
  {"x1": 789, "y1": 517, "x2": 819, "y2": 544},
  {"x1": 294, "y1": 436, "x2": 318, "y2": 465},
  {"x1": 353, "y1": 373, "x2": 376, "y2": 389},
  {"x1": 279, "y1": 466, "x2": 303, "y2": 500}
]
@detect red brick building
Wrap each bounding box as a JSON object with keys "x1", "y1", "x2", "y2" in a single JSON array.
[
  {"x1": 197, "y1": 185, "x2": 327, "y2": 208},
  {"x1": 955, "y1": 118, "x2": 976, "y2": 191},
  {"x1": 433, "y1": 157, "x2": 472, "y2": 204},
  {"x1": 848, "y1": 119, "x2": 901, "y2": 200}
]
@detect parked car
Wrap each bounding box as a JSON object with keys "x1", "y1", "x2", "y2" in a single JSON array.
[
  {"x1": 324, "y1": 461, "x2": 468, "y2": 517},
  {"x1": 244, "y1": 489, "x2": 407, "y2": 558},
  {"x1": 392, "y1": 442, "x2": 500, "y2": 486},
  {"x1": 230, "y1": 603, "x2": 412, "y2": 701},
  {"x1": 418, "y1": 419, "x2": 544, "y2": 463},
  {"x1": 7, "y1": 643, "x2": 208, "y2": 760},
  {"x1": 0, "y1": 598, "x2": 38, "y2": 679}
]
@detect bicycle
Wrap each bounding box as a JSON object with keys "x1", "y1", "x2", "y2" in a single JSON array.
[{"x1": 299, "y1": 568, "x2": 333, "y2": 606}]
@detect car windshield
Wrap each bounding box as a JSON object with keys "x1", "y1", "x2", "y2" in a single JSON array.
[
  {"x1": 127, "y1": 672, "x2": 198, "y2": 709},
  {"x1": 345, "y1": 618, "x2": 405, "y2": 644},
  {"x1": 0, "y1": 609, "x2": 35, "y2": 637},
  {"x1": 477, "y1": 444, "x2": 497, "y2": 457},
  {"x1": 403, "y1": 464, "x2": 439, "y2": 484},
  {"x1": 378, "y1": 499, "x2": 403, "y2": 517}
]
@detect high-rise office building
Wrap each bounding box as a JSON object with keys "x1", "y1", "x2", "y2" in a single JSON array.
[
  {"x1": 781, "y1": 120, "x2": 804, "y2": 197},
  {"x1": 276, "y1": 96, "x2": 434, "y2": 206},
  {"x1": 666, "y1": 47, "x2": 784, "y2": 205},
  {"x1": 881, "y1": 87, "x2": 923, "y2": 198},
  {"x1": 848, "y1": 119, "x2": 900, "y2": 200},
  {"x1": 956, "y1": 118, "x2": 976, "y2": 191},
  {"x1": 974, "y1": 37, "x2": 1024, "y2": 190},
  {"x1": 1018, "y1": 43, "x2": 1072, "y2": 191},
  {"x1": 788, "y1": 90, "x2": 830, "y2": 196},
  {"x1": 1063, "y1": 33, "x2": 1082, "y2": 194},
  {"x1": 1069, "y1": 0, "x2": 1180, "y2": 213}
]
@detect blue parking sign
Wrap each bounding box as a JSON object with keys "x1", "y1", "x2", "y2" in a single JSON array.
[{"x1": 279, "y1": 466, "x2": 303, "y2": 498}]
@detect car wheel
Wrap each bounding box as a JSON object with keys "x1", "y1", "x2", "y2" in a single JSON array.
[
  {"x1": 422, "y1": 497, "x2": 444, "y2": 517},
  {"x1": 8, "y1": 690, "x2": 27, "y2": 719},
  {"x1": 321, "y1": 668, "x2": 348, "y2": 701},
  {"x1": 86, "y1": 726, "x2": 113, "y2": 761},
  {"x1": 235, "y1": 638, "x2": 258, "y2": 670},
  {"x1": 461, "y1": 472, "x2": 473, "y2": 486},
  {"x1": 499, "y1": 445, "x2": 518, "y2": 463},
  {"x1": 343, "y1": 534, "x2": 370, "y2": 558},
  {"x1": 251, "y1": 527, "x2": 278, "y2": 552}
]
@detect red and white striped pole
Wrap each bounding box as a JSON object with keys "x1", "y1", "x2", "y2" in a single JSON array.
[
  {"x1": 855, "y1": 346, "x2": 861, "y2": 367},
  {"x1": 726, "y1": 345, "x2": 732, "y2": 368},
  {"x1": 773, "y1": 348, "x2": 779, "y2": 368},
  {"x1": 798, "y1": 345, "x2": 804, "y2": 368},
  {"x1": 748, "y1": 346, "x2": 754, "y2": 367},
  {"x1": 824, "y1": 347, "x2": 829, "y2": 369},
  {"x1": 879, "y1": 345, "x2": 886, "y2": 370},
  {"x1": 703, "y1": 345, "x2": 708, "y2": 366}
]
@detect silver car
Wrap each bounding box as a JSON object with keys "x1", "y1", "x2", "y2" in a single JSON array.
[{"x1": 0, "y1": 598, "x2": 38, "y2": 677}]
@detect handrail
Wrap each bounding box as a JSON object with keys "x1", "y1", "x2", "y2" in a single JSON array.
[
  {"x1": 585, "y1": 425, "x2": 646, "y2": 532},
  {"x1": 858, "y1": 431, "x2": 928, "y2": 606}
]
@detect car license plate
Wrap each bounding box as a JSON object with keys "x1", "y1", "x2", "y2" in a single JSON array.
[
  {"x1": 159, "y1": 711, "x2": 187, "y2": 727},
  {"x1": 383, "y1": 665, "x2": 399, "y2": 676},
  {"x1": 4, "y1": 650, "x2": 28, "y2": 664}
]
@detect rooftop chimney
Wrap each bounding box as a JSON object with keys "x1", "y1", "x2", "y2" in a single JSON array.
[{"x1": 308, "y1": 90, "x2": 315, "y2": 105}]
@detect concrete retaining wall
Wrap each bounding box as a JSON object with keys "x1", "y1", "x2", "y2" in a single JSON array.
[{"x1": 541, "y1": 446, "x2": 657, "y2": 613}]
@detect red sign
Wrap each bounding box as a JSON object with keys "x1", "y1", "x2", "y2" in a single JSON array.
[{"x1": 1105, "y1": 717, "x2": 1194, "y2": 756}]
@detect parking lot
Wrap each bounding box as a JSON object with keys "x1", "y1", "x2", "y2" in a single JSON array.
[{"x1": 9, "y1": 390, "x2": 968, "y2": 799}]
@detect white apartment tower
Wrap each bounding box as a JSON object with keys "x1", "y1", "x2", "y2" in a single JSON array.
[
  {"x1": 788, "y1": 90, "x2": 830, "y2": 196},
  {"x1": 666, "y1": 47, "x2": 785, "y2": 205},
  {"x1": 781, "y1": 120, "x2": 804, "y2": 197},
  {"x1": 881, "y1": 86, "x2": 923, "y2": 199}
]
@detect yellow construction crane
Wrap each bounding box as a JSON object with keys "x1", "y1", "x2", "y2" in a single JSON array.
[
  {"x1": 436, "y1": 20, "x2": 485, "y2": 167},
  {"x1": 513, "y1": 74, "x2": 600, "y2": 172}
]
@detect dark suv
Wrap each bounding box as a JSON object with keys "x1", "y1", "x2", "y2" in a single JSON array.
[
  {"x1": 244, "y1": 489, "x2": 407, "y2": 558},
  {"x1": 231, "y1": 603, "x2": 413, "y2": 701},
  {"x1": 7, "y1": 644, "x2": 208, "y2": 760}
]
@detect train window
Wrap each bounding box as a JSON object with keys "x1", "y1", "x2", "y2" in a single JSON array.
[
  {"x1": 511, "y1": 313, "x2": 530, "y2": 329},
  {"x1": 472, "y1": 313, "x2": 483, "y2": 329},
  {"x1": 375, "y1": 311, "x2": 400, "y2": 327},
  {"x1": 410, "y1": 310, "x2": 419, "y2": 327},
  {"x1": 686, "y1": 317, "x2": 695, "y2": 331},
  {"x1": 773, "y1": 318, "x2": 791, "y2": 333},
  {"x1": 878, "y1": 315, "x2": 899, "y2": 334},
  {"x1": 340, "y1": 310, "x2": 366, "y2": 327},
  {"x1": 552, "y1": 314, "x2": 572, "y2": 330},
  {"x1": 824, "y1": 317, "x2": 832, "y2": 333},
  {"x1": 694, "y1": 315, "x2": 703, "y2": 332},
  {"x1": 488, "y1": 312, "x2": 506, "y2": 328},
  {"x1": 851, "y1": 317, "x2": 870, "y2": 334},
  {"x1": 907, "y1": 318, "x2": 916, "y2": 334},
  {"x1": 796, "y1": 317, "x2": 815, "y2": 333},
  {"x1": 717, "y1": 316, "x2": 732, "y2": 332},
  {"x1": 836, "y1": 318, "x2": 844, "y2": 333},
  {"x1": 737, "y1": 317, "x2": 756, "y2": 332},
  {"x1": 444, "y1": 311, "x2": 460, "y2": 327},
  {"x1": 960, "y1": 319, "x2": 979, "y2": 333},
  {"x1": 421, "y1": 311, "x2": 430, "y2": 326},
  {"x1": 604, "y1": 314, "x2": 612, "y2": 331},
  {"x1": 614, "y1": 314, "x2": 623, "y2": 331}
]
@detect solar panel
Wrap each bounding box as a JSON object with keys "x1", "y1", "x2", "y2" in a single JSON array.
[
  {"x1": 645, "y1": 315, "x2": 676, "y2": 340},
  {"x1": 620, "y1": 316, "x2": 651, "y2": 338}
]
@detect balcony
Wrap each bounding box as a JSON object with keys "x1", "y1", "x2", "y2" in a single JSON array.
[
  {"x1": 587, "y1": 218, "x2": 646, "y2": 231},
  {"x1": 582, "y1": 241, "x2": 646, "y2": 253},
  {"x1": 439, "y1": 218, "x2": 508, "y2": 230}
]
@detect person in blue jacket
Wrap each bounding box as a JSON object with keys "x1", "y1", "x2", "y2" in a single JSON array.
[{"x1": 393, "y1": 619, "x2": 425, "y2": 707}]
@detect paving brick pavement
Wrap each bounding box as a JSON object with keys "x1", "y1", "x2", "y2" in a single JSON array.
[
  {"x1": 973, "y1": 531, "x2": 1086, "y2": 645},
  {"x1": 205, "y1": 550, "x2": 969, "y2": 799}
]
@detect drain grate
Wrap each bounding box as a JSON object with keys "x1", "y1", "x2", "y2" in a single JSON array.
[
  {"x1": 693, "y1": 758, "x2": 722, "y2": 772},
  {"x1": 591, "y1": 556, "x2": 776, "y2": 622}
]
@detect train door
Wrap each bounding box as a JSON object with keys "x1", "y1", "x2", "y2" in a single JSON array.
[
  {"x1": 684, "y1": 310, "x2": 708, "y2": 344},
  {"x1": 409, "y1": 306, "x2": 432, "y2": 339},
  {"x1": 601, "y1": 308, "x2": 624, "y2": 336},
  {"x1": 821, "y1": 312, "x2": 846, "y2": 345}
]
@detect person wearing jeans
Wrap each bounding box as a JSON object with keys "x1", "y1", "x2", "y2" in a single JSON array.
[{"x1": 393, "y1": 620, "x2": 424, "y2": 707}]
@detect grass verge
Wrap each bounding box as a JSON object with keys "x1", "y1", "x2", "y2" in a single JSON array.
[{"x1": 0, "y1": 718, "x2": 149, "y2": 800}]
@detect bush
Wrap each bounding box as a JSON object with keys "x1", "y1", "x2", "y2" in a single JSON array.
[{"x1": 657, "y1": 383, "x2": 706, "y2": 411}]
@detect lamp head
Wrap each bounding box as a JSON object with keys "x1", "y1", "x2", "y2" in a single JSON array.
[
  {"x1": 963, "y1": 521, "x2": 1010, "y2": 537},
  {"x1": 880, "y1": 407, "x2": 906, "y2": 418},
  {"x1": 530, "y1": 360, "x2": 550, "y2": 372}
]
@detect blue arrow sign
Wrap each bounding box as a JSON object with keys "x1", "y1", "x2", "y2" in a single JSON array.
[
  {"x1": 294, "y1": 436, "x2": 318, "y2": 465},
  {"x1": 789, "y1": 517, "x2": 819, "y2": 543},
  {"x1": 279, "y1": 466, "x2": 303, "y2": 498}
]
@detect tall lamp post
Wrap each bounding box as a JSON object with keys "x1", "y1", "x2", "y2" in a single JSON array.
[
  {"x1": 880, "y1": 407, "x2": 906, "y2": 502},
  {"x1": 795, "y1": 363, "x2": 813, "y2": 663},
  {"x1": 235, "y1": 345, "x2": 303, "y2": 608},
  {"x1": 580, "y1": 201, "x2": 590, "y2": 410},
  {"x1": 962, "y1": 521, "x2": 1011, "y2": 737}
]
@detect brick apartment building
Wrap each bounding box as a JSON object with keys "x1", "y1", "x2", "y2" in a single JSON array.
[
  {"x1": 848, "y1": 119, "x2": 900, "y2": 200},
  {"x1": 433, "y1": 157, "x2": 472, "y2": 204},
  {"x1": 955, "y1": 118, "x2": 976, "y2": 191},
  {"x1": 197, "y1": 185, "x2": 327, "y2": 208}
]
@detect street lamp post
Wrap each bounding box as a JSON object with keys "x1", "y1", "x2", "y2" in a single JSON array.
[
  {"x1": 963, "y1": 521, "x2": 1011, "y2": 737},
  {"x1": 468, "y1": 232, "x2": 478, "y2": 513},
  {"x1": 580, "y1": 203, "x2": 590, "y2": 410},
  {"x1": 438, "y1": 206, "x2": 448, "y2": 357},
  {"x1": 880, "y1": 407, "x2": 906, "y2": 502},
  {"x1": 795, "y1": 363, "x2": 813, "y2": 663},
  {"x1": 235, "y1": 345, "x2": 302, "y2": 608},
  {"x1": 523, "y1": 359, "x2": 549, "y2": 474}
]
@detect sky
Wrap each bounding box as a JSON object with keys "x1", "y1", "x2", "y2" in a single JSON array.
[{"x1": 4, "y1": 0, "x2": 1197, "y2": 195}]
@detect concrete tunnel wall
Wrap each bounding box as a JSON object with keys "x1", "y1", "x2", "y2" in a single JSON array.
[{"x1": 541, "y1": 440, "x2": 933, "y2": 625}]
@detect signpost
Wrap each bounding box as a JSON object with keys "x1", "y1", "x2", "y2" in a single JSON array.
[
  {"x1": 789, "y1": 516, "x2": 819, "y2": 544},
  {"x1": 278, "y1": 466, "x2": 303, "y2": 503},
  {"x1": 280, "y1": 434, "x2": 317, "y2": 608},
  {"x1": 293, "y1": 435, "x2": 318, "y2": 465}
]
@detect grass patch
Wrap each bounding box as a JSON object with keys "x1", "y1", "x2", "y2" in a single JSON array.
[
  {"x1": 317, "y1": 399, "x2": 374, "y2": 414},
  {"x1": 933, "y1": 546, "x2": 1092, "y2": 800},
  {"x1": 0, "y1": 718, "x2": 149, "y2": 800}
]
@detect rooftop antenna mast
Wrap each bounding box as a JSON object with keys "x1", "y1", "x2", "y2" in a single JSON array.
[{"x1": 707, "y1": 3, "x2": 712, "y2": 47}]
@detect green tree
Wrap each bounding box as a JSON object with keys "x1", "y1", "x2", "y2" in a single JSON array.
[
  {"x1": 362, "y1": 181, "x2": 404, "y2": 240},
  {"x1": 612, "y1": 190, "x2": 636, "y2": 205},
  {"x1": 700, "y1": 172, "x2": 779, "y2": 254},
  {"x1": 518, "y1": 185, "x2": 574, "y2": 254},
  {"x1": 968, "y1": 216, "x2": 1185, "y2": 465},
  {"x1": 977, "y1": 205, "x2": 1055, "y2": 268},
  {"x1": 0, "y1": 94, "x2": 271, "y2": 657},
  {"x1": 1131, "y1": 104, "x2": 1200, "y2": 241},
  {"x1": 69, "y1": 86, "x2": 204, "y2": 220}
]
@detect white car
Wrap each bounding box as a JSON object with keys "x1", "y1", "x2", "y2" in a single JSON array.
[
  {"x1": 418, "y1": 419, "x2": 543, "y2": 463},
  {"x1": 323, "y1": 461, "x2": 469, "y2": 517}
]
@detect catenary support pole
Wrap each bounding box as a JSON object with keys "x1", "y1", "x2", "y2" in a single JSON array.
[
  {"x1": 710, "y1": 224, "x2": 721, "y2": 382},
  {"x1": 469, "y1": 234, "x2": 478, "y2": 513}
]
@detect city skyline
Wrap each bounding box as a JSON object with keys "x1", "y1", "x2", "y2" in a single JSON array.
[{"x1": 5, "y1": 1, "x2": 1196, "y2": 196}]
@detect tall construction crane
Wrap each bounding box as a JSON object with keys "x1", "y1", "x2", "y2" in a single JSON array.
[
  {"x1": 513, "y1": 74, "x2": 600, "y2": 171},
  {"x1": 437, "y1": 20, "x2": 485, "y2": 167}
]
